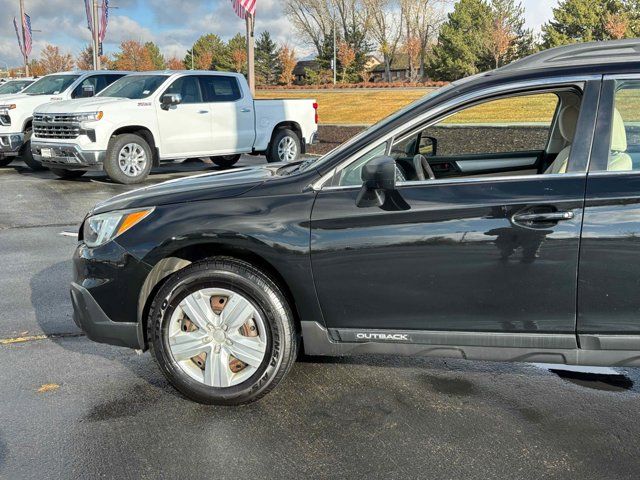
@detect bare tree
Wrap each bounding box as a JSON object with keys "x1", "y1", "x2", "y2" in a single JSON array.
[
  {"x1": 401, "y1": 0, "x2": 448, "y2": 80},
  {"x1": 363, "y1": 0, "x2": 403, "y2": 82},
  {"x1": 489, "y1": 12, "x2": 516, "y2": 68}
]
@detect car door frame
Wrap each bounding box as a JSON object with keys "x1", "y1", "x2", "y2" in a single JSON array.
[{"x1": 304, "y1": 74, "x2": 602, "y2": 361}]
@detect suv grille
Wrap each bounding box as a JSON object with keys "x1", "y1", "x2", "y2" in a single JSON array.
[{"x1": 33, "y1": 114, "x2": 80, "y2": 139}]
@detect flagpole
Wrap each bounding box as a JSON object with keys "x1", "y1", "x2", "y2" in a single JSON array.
[
  {"x1": 19, "y1": 0, "x2": 29, "y2": 76},
  {"x1": 246, "y1": 13, "x2": 255, "y2": 96},
  {"x1": 92, "y1": 0, "x2": 100, "y2": 70}
]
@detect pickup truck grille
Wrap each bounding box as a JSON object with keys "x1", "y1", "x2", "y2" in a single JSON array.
[{"x1": 33, "y1": 114, "x2": 80, "y2": 139}]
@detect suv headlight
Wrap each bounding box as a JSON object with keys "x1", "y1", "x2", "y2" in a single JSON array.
[
  {"x1": 83, "y1": 207, "x2": 154, "y2": 248},
  {"x1": 73, "y1": 111, "x2": 103, "y2": 122}
]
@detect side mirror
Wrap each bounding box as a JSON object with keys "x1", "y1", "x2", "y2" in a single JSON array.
[
  {"x1": 81, "y1": 84, "x2": 95, "y2": 98},
  {"x1": 161, "y1": 93, "x2": 182, "y2": 110},
  {"x1": 356, "y1": 156, "x2": 397, "y2": 208},
  {"x1": 419, "y1": 136, "x2": 437, "y2": 157}
]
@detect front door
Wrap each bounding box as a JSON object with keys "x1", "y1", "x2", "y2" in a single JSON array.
[
  {"x1": 156, "y1": 75, "x2": 213, "y2": 157},
  {"x1": 310, "y1": 84, "x2": 597, "y2": 336},
  {"x1": 199, "y1": 75, "x2": 255, "y2": 154}
]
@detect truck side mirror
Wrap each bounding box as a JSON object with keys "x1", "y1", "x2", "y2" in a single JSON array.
[
  {"x1": 161, "y1": 93, "x2": 182, "y2": 110},
  {"x1": 356, "y1": 156, "x2": 397, "y2": 208},
  {"x1": 81, "y1": 84, "x2": 96, "y2": 98}
]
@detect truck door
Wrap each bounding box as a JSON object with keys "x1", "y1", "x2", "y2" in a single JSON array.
[
  {"x1": 156, "y1": 75, "x2": 213, "y2": 157},
  {"x1": 199, "y1": 75, "x2": 255, "y2": 154}
]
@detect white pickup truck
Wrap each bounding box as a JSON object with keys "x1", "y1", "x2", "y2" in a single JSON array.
[
  {"x1": 32, "y1": 71, "x2": 319, "y2": 183},
  {"x1": 0, "y1": 71, "x2": 127, "y2": 170}
]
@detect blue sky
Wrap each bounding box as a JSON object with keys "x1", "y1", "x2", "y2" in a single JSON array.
[{"x1": 0, "y1": 0, "x2": 559, "y2": 69}]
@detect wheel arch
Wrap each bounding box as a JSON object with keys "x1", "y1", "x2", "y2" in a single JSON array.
[
  {"x1": 137, "y1": 243, "x2": 302, "y2": 350},
  {"x1": 111, "y1": 125, "x2": 160, "y2": 166}
]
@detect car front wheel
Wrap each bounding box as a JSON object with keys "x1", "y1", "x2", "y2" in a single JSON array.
[
  {"x1": 148, "y1": 258, "x2": 298, "y2": 405},
  {"x1": 104, "y1": 133, "x2": 152, "y2": 184}
]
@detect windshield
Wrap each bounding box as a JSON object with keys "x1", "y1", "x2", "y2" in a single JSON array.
[
  {"x1": 0, "y1": 80, "x2": 32, "y2": 94},
  {"x1": 22, "y1": 75, "x2": 80, "y2": 95},
  {"x1": 298, "y1": 82, "x2": 460, "y2": 173},
  {"x1": 98, "y1": 75, "x2": 168, "y2": 99}
]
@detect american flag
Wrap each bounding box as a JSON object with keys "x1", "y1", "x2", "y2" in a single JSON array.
[
  {"x1": 84, "y1": 0, "x2": 93, "y2": 33},
  {"x1": 22, "y1": 13, "x2": 32, "y2": 57},
  {"x1": 99, "y1": 0, "x2": 109, "y2": 42},
  {"x1": 230, "y1": 0, "x2": 256, "y2": 20},
  {"x1": 13, "y1": 17, "x2": 24, "y2": 56}
]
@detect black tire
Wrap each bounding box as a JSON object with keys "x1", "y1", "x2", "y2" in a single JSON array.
[
  {"x1": 50, "y1": 168, "x2": 86, "y2": 179},
  {"x1": 104, "y1": 133, "x2": 153, "y2": 184},
  {"x1": 266, "y1": 128, "x2": 301, "y2": 163},
  {"x1": 0, "y1": 155, "x2": 12, "y2": 167},
  {"x1": 148, "y1": 257, "x2": 298, "y2": 405},
  {"x1": 20, "y1": 130, "x2": 45, "y2": 171},
  {"x1": 211, "y1": 154, "x2": 241, "y2": 169}
]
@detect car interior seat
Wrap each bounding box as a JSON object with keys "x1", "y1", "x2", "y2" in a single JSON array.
[
  {"x1": 608, "y1": 108, "x2": 632, "y2": 171},
  {"x1": 545, "y1": 105, "x2": 579, "y2": 174}
]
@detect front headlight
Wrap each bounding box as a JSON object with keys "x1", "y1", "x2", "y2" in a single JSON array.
[
  {"x1": 73, "y1": 111, "x2": 103, "y2": 122},
  {"x1": 83, "y1": 207, "x2": 154, "y2": 248},
  {"x1": 0, "y1": 104, "x2": 16, "y2": 114}
]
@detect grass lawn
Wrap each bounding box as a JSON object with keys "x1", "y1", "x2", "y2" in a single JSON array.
[{"x1": 256, "y1": 89, "x2": 561, "y2": 126}]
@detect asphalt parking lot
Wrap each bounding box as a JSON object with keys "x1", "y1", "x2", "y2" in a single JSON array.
[{"x1": 2, "y1": 157, "x2": 640, "y2": 479}]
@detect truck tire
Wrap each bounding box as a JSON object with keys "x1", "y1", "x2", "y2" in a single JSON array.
[
  {"x1": 266, "y1": 128, "x2": 301, "y2": 163},
  {"x1": 211, "y1": 154, "x2": 240, "y2": 169},
  {"x1": 148, "y1": 257, "x2": 299, "y2": 405},
  {"x1": 20, "y1": 129, "x2": 45, "y2": 171},
  {"x1": 50, "y1": 168, "x2": 86, "y2": 180},
  {"x1": 0, "y1": 155, "x2": 12, "y2": 167},
  {"x1": 104, "y1": 133, "x2": 153, "y2": 184}
]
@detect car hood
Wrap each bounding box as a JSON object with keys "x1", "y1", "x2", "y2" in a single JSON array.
[
  {"x1": 36, "y1": 96, "x2": 130, "y2": 113},
  {"x1": 92, "y1": 166, "x2": 276, "y2": 214}
]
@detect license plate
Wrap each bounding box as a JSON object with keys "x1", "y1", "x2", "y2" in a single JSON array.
[{"x1": 41, "y1": 148, "x2": 52, "y2": 158}]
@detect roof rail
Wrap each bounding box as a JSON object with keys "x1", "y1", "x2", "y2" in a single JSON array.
[{"x1": 498, "y1": 39, "x2": 640, "y2": 73}]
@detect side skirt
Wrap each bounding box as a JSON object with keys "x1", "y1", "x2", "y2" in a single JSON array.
[{"x1": 301, "y1": 321, "x2": 640, "y2": 367}]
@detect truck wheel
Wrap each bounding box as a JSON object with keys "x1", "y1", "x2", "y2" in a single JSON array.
[
  {"x1": 20, "y1": 129, "x2": 45, "y2": 171},
  {"x1": 267, "y1": 128, "x2": 301, "y2": 163},
  {"x1": 50, "y1": 168, "x2": 86, "y2": 180},
  {"x1": 211, "y1": 154, "x2": 240, "y2": 169},
  {"x1": 104, "y1": 134, "x2": 152, "y2": 184},
  {"x1": 0, "y1": 155, "x2": 12, "y2": 167},
  {"x1": 148, "y1": 257, "x2": 299, "y2": 405}
]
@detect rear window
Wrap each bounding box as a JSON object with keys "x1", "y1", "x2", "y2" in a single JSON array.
[{"x1": 199, "y1": 76, "x2": 242, "y2": 102}]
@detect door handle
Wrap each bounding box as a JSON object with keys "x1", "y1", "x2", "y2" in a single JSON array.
[
  {"x1": 198, "y1": 110, "x2": 209, "y2": 114},
  {"x1": 512, "y1": 211, "x2": 574, "y2": 223},
  {"x1": 240, "y1": 108, "x2": 251, "y2": 113}
]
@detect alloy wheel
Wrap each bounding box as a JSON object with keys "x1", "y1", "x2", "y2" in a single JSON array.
[
  {"x1": 168, "y1": 288, "x2": 268, "y2": 388},
  {"x1": 118, "y1": 143, "x2": 148, "y2": 177},
  {"x1": 277, "y1": 136, "x2": 297, "y2": 162}
]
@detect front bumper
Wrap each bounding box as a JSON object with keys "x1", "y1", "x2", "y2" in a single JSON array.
[
  {"x1": 71, "y1": 282, "x2": 142, "y2": 349},
  {"x1": 0, "y1": 132, "x2": 24, "y2": 155},
  {"x1": 32, "y1": 141, "x2": 105, "y2": 170}
]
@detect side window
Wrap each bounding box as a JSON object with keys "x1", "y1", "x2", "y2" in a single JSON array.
[
  {"x1": 591, "y1": 81, "x2": 638, "y2": 172},
  {"x1": 163, "y1": 76, "x2": 203, "y2": 104},
  {"x1": 199, "y1": 76, "x2": 242, "y2": 102},
  {"x1": 332, "y1": 142, "x2": 388, "y2": 187}
]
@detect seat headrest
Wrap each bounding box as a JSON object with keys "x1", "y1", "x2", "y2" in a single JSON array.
[
  {"x1": 611, "y1": 108, "x2": 628, "y2": 152},
  {"x1": 558, "y1": 105, "x2": 579, "y2": 142}
]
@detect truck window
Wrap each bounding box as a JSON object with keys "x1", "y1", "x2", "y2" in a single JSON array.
[
  {"x1": 199, "y1": 76, "x2": 242, "y2": 102},
  {"x1": 163, "y1": 76, "x2": 203, "y2": 104}
]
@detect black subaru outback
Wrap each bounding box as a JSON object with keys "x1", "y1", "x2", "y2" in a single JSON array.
[{"x1": 72, "y1": 40, "x2": 640, "y2": 404}]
